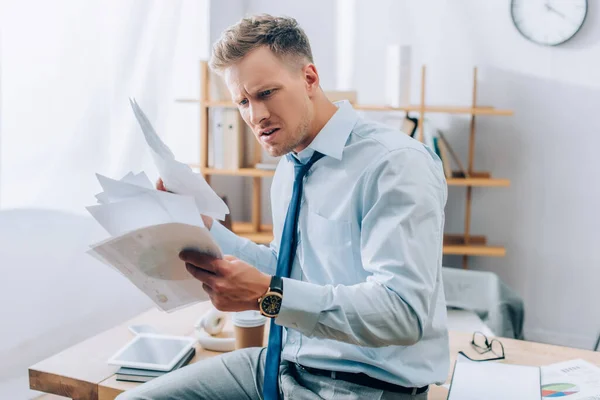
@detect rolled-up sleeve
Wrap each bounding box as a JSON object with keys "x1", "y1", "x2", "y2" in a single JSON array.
[{"x1": 276, "y1": 148, "x2": 447, "y2": 347}]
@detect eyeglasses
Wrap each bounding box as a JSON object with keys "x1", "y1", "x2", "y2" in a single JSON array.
[{"x1": 459, "y1": 331, "x2": 506, "y2": 362}]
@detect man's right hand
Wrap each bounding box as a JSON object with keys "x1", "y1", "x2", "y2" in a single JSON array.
[{"x1": 156, "y1": 178, "x2": 214, "y2": 230}]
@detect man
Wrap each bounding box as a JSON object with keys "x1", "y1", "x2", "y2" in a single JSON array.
[{"x1": 119, "y1": 14, "x2": 449, "y2": 400}]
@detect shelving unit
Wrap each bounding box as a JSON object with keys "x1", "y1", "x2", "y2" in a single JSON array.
[
  {"x1": 177, "y1": 61, "x2": 513, "y2": 269},
  {"x1": 176, "y1": 100, "x2": 513, "y2": 116}
]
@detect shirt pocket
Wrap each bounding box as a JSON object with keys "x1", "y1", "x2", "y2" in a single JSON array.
[
  {"x1": 302, "y1": 209, "x2": 361, "y2": 285},
  {"x1": 303, "y1": 210, "x2": 357, "y2": 285},
  {"x1": 305, "y1": 210, "x2": 352, "y2": 248}
]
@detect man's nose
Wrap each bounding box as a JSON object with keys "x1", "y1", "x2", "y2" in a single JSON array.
[{"x1": 249, "y1": 101, "x2": 269, "y2": 126}]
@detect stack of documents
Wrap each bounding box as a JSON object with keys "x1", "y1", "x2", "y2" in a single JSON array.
[
  {"x1": 541, "y1": 359, "x2": 600, "y2": 399},
  {"x1": 86, "y1": 99, "x2": 229, "y2": 312},
  {"x1": 447, "y1": 354, "x2": 541, "y2": 400},
  {"x1": 446, "y1": 353, "x2": 600, "y2": 399}
]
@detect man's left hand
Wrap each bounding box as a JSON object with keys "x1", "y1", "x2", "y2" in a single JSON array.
[{"x1": 179, "y1": 250, "x2": 271, "y2": 312}]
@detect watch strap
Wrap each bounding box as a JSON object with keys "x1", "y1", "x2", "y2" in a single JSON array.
[{"x1": 269, "y1": 275, "x2": 283, "y2": 294}]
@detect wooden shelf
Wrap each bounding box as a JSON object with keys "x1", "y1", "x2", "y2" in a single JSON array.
[
  {"x1": 443, "y1": 244, "x2": 506, "y2": 257},
  {"x1": 202, "y1": 100, "x2": 238, "y2": 108},
  {"x1": 189, "y1": 166, "x2": 276, "y2": 177},
  {"x1": 175, "y1": 98, "x2": 513, "y2": 116},
  {"x1": 237, "y1": 231, "x2": 273, "y2": 244},
  {"x1": 190, "y1": 166, "x2": 508, "y2": 187},
  {"x1": 228, "y1": 226, "x2": 504, "y2": 256},
  {"x1": 444, "y1": 234, "x2": 486, "y2": 244},
  {"x1": 443, "y1": 234, "x2": 506, "y2": 257},
  {"x1": 182, "y1": 62, "x2": 512, "y2": 269},
  {"x1": 355, "y1": 104, "x2": 513, "y2": 116},
  {"x1": 447, "y1": 177, "x2": 510, "y2": 187},
  {"x1": 446, "y1": 171, "x2": 510, "y2": 187},
  {"x1": 232, "y1": 222, "x2": 273, "y2": 244}
]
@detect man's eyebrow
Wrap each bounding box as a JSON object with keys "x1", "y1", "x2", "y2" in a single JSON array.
[
  {"x1": 233, "y1": 84, "x2": 281, "y2": 102},
  {"x1": 250, "y1": 83, "x2": 280, "y2": 94}
]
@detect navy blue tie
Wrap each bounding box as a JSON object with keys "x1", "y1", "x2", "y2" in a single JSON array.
[{"x1": 263, "y1": 151, "x2": 324, "y2": 400}]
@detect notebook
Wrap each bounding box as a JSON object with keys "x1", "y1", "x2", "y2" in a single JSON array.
[{"x1": 447, "y1": 354, "x2": 541, "y2": 400}]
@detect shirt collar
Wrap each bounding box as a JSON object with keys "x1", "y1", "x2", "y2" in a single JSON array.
[{"x1": 288, "y1": 100, "x2": 358, "y2": 164}]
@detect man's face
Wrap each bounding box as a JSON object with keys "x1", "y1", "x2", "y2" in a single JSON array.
[{"x1": 223, "y1": 47, "x2": 314, "y2": 157}]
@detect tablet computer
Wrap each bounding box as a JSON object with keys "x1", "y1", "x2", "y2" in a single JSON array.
[{"x1": 108, "y1": 333, "x2": 197, "y2": 372}]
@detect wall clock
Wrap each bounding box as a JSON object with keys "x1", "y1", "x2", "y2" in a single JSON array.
[{"x1": 510, "y1": 0, "x2": 588, "y2": 46}]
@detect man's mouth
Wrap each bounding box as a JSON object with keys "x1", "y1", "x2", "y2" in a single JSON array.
[{"x1": 261, "y1": 128, "x2": 280, "y2": 136}]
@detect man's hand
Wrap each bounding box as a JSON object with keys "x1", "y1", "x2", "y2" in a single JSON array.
[
  {"x1": 156, "y1": 178, "x2": 213, "y2": 229},
  {"x1": 179, "y1": 250, "x2": 271, "y2": 312}
]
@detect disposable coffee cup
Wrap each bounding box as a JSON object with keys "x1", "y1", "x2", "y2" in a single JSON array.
[{"x1": 232, "y1": 310, "x2": 267, "y2": 349}]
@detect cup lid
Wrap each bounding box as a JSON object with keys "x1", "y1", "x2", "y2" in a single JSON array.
[{"x1": 232, "y1": 310, "x2": 267, "y2": 328}]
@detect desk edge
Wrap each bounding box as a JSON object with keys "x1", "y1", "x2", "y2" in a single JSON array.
[{"x1": 29, "y1": 367, "x2": 99, "y2": 400}]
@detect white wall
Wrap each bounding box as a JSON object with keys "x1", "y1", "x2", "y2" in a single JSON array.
[
  {"x1": 213, "y1": 0, "x2": 600, "y2": 349},
  {"x1": 244, "y1": 0, "x2": 338, "y2": 92}
]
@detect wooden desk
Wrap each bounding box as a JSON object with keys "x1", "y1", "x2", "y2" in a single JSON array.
[
  {"x1": 30, "y1": 302, "x2": 600, "y2": 400},
  {"x1": 29, "y1": 303, "x2": 221, "y2": 399}
]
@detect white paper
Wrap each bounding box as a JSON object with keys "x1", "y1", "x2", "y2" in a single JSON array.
[
  {"x1": 129, "y1": 98, "x2": 229, "y2": 221},
  {"x1": 94, "y1": 172, "x2": 135, "y2": 204},
  {"x1": 86, "y1": 99, "x2": 229, "y2": 312},
  {"x1": 123, "y1": 171, "x2": 154, "y2": 189},
  {"x1": 86, "y1": 194, "x2": 172, "y2": 237},
  {"x1": 447, "y1": 354, "x2": 541, "y2": 400},
  {"x1": 90, "y1": 174, "x2": 205, "y2": 232},
  {"x1": 89, "y1": 222, "x2": 222, "y2": 312},
  {"x1": 87, "y1": 171, "x2": 214, "y2": 311},
  {"x1": 542, "y1": 359, "x2": 600, "y2": 399},
  {"x1": 95, "y1": 192, "x2": 111, "y2": 205},
  {"x1": 95, "y1": 173, "x2": 158, "y2": 203}
]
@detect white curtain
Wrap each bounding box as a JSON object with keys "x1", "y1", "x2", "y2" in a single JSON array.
[
  {"x1": 0, "y1": 0, "x2": 208, "y2": 213},
  {"x1": 0, "y1": 1, "x2": 209, "y2": 397}
]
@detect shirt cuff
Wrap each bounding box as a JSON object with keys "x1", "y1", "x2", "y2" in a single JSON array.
[
  {"x1": 209, "y1": 221, "x2": 240, "y2": 256},
  {"x1": 275, "y1": 278, "x2": 326, "y2": 336}
]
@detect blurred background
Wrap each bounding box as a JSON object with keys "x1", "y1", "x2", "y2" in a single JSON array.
[{"x1": 1, "y1": 0, "x2": 599, "y2": 398}]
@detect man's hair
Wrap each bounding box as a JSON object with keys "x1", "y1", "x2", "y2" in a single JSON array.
[{"x1": 209, "y1": 14, "x2": 314, "y2": 73}]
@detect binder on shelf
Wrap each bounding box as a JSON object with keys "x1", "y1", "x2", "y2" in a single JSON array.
[
  {"x1": 437, "y1": 135, "x2": 453, "y2": 179},
  {"x1": 222, "y1": 109, "x2": 243, "y2": 169},
  {"x1": 208, "y1": 108, "x2": 243, "y2": 170},
  {"x1": 438, "y1": 131, "x2": 468, "y2": 178},
  {"x1": 208, "y1": 108, "x2": 224, "y2": 169}
]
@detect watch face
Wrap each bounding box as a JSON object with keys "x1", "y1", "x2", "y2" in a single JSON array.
[{"x1": 261, "y1": 294, "x2": 282, "y2": 316}]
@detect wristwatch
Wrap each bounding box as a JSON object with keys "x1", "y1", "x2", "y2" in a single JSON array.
[{"x1": 258, "y1": 276, "x2": 283, "y2": 318}]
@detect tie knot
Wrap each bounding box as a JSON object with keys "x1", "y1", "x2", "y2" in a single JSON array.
[{"x1": 292, "y1": 151, "x2": 324, "y2": 181}]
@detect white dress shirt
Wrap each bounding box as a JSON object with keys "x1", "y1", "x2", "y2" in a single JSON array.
[{"x1": 210, "y1": 100, "x2": 450, "y2": 387}]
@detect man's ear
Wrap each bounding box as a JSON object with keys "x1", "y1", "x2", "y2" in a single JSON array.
[{"x1": 303, "y1": 64, "x2": 320, "y2": 96}]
